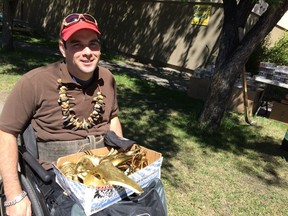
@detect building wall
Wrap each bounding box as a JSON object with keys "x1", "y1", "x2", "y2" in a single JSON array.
[
  {"x1": 267, "y1": 26, "x2": 286, "y2": 47},
  {"x1": 16, "y1": 0, "x2": 223, "y2": 72},
  {"x1": 15, "y1": 0, "x2": 286, "y2": 72}
]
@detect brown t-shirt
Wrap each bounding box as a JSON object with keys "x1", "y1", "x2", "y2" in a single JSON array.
[{"x1": 0, "y1": 61, "x2": 119, "y2": 141}]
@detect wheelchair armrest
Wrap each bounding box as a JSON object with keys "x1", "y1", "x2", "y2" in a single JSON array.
[{"x1": 22, "y1": 151, "x2": 53, "y2": 183}]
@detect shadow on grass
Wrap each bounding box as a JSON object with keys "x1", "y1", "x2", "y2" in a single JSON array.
[
  {"x1": 191, "y1": 114, "x2": 288, "y2": 188},
  {"x1": 113, "y1": 71, "x2": 288, "y2": 189},
  {"x1": 114, "y1": 74, "x2": 201, "y2": 180},
  {"x1": 1, "y1": 39, "x2": 287, "y2": 190},
  {"x1": 0, "y1": 49, "x2": 61, "y2": 75}
]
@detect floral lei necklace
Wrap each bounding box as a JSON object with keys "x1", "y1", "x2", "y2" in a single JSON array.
[{"x1": 57, "y1": 78, "x2": 105, "y2": 130}]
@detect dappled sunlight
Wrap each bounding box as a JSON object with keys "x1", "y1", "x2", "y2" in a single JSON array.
[
  {"x1": 1, "y1": 29, "x2": 288, "y2": 213},
  {"x1": 113, "y1": 70, "x2": 288, "y2": 214},
  {"x1": 0, "y1": 50, "x2": 61, "y2": 75}
]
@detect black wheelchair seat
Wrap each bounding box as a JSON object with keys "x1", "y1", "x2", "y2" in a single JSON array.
[{"x1": 19, "y1": 124, "x2": 53, "y2": 183}]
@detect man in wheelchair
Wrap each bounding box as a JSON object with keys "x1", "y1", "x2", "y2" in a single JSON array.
[{"x1": 0, "y1": 13, "x2": 167, "y2": 216}]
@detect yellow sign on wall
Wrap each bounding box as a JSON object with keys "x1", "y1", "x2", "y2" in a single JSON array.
[{"x1": 192, "y1": 5, "x2": 212, "y2": 26}]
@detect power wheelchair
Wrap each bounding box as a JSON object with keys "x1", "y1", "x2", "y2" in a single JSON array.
[{"x1": 0, "y1": 125, "x2": 54, "y2": 216}]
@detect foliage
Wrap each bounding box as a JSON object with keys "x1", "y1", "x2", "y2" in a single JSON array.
[
  {"x1": 265, "y1": 32, "x2": 288, "y2": 66},
  {"x1": 246, "y1": 37, "x2": 269, "y2": 75},
  {"x1": 247, "y1": 32, "x2": 288, "y2": 75}
]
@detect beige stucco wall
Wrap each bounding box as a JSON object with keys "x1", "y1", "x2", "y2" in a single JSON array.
[
  {"x1": 246, "y1": 13, "x2": 287, "y2": 48},
  {"x1": 267, "y1": 26, "x2": 286, "y2": 47},
  {"x1": 16, "y1": 0, "x2": 223, "y2": 72},
  {"x1": 15, "y1": 0, "x2": 286, "y2": 72}
]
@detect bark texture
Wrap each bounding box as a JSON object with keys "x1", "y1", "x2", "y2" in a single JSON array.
[
  {"x1": 199, "y1": 0, "x2": 288, "y2": 131},
  {"x1": 2, "y1": 0, "x2": 19, "y2": 51}
]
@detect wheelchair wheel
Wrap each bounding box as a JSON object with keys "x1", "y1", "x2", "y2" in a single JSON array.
[
  {"x1": 0, "y1": 180, "x2": 5, "y2": 216},
  {"x1": 20, "y1": 174, "x2": 46, "y2": 216}
]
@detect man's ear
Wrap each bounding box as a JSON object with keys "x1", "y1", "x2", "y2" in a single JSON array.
[{"x1": 59, "y1": 40, "x2": 66, "y2": 57}]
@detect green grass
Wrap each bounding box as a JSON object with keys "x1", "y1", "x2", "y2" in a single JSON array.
[
  {"x1": 0, "y1": 49, "x2": 60, "y2": 91},
  {"x1": 1, "y1": 33, "x2": 288, "y2": 216},
  {"x1": 114, "y1": 74, "x2": 288, "y2": 215}
]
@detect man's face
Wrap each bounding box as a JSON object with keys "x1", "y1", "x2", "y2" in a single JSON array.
[{"x1": 59, "y1": 29, "x2": 101, "y2": 80}]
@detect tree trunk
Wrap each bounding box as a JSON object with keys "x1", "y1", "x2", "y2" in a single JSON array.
[
  {"x1": 2, "y1": 0, "x2": 19, "y2": 51},
  {"x1": 199, "y1": 0, "x2": 288, "y2": 131},
  {"x1": 199, "y1": 59, "x2": 243, "y2": 132}
]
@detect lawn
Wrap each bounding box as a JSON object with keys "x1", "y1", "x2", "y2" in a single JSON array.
[{"x1": 1, "y1": 33, "x2": 288, "y2": 216}]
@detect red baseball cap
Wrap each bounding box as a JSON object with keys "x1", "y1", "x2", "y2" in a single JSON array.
[{"x1": 60, "y1": 14, "x2": 101, "y2": 41}]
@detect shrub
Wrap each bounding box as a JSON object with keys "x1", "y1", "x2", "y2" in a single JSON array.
[
  {"x1": 246, "y1": 32, "x2": 288, "y2": 75},
  {"x1": 265, "y1": 32, "x2": 288, "y2": 66}
]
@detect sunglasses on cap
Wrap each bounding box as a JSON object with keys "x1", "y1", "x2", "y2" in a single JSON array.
[{"x1": 61, "y1": 13, "x2": 98, "y2": 28}]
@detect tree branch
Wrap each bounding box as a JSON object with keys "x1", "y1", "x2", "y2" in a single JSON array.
[
  {"x1": 235, "y1": 0, "x2": 288, "y2": 63},
  {"x1": 236, "y1": 0, "x2": 257, "y2": 28}
]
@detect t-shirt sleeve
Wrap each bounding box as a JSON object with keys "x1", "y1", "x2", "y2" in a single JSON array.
[{"x1": 0, "y1": 75, "x2": 36, "y2": 136}]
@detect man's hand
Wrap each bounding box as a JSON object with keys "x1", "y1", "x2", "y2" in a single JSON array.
[
  {"x1": 0, "y1": 130, "x2": 32, "y2": 215},
  {"x1": 6, "y1": 196, "x2": 31, "y2": 216}
]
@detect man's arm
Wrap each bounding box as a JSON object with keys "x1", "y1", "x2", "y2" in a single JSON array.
[
  {"x1": 110, "y1": 116, "x2": 123, "y2": 137},
  {"x1": 0, "y1": 130, "x2": 31, "y2": 215}
]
